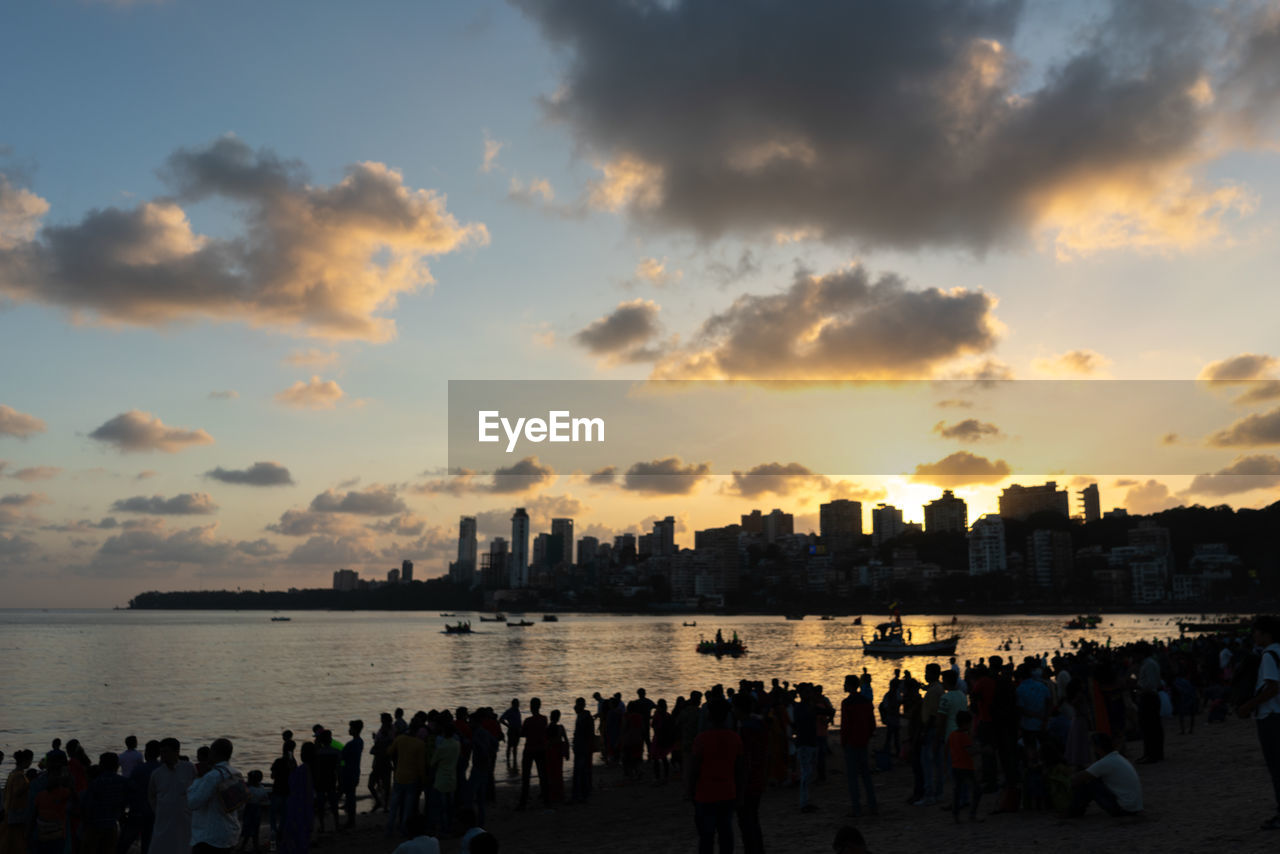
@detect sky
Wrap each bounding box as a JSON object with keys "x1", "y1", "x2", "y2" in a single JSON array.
[{"x1": 3, "y1": 0, "x2": 1280, "y2": 607}]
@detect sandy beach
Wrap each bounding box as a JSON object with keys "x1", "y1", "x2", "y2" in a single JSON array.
[{"x1": 311, "y1": 713, "x2": 1275, "y2": 854}]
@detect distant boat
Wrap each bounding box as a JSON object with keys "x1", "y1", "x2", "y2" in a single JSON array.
[
  {"x1": 819, "y1": 615, "x2": 834, "y2": 621},
  {"x1": 785, "y1": 614, "x2": 805, "y2": 620},
  {"x1": 440, "y1": 612, "x2": 458, "y2": 617},
  {"x1": 852, "y1": 617, "x2": 862, "y2": 625},
  {"x1": 862, "y1": 621, "x2": 959, "y2": 657},
  {"x1": 542, "y1": 614, "x2": 559, "y2": 622},
  {"x1": 479, "y1": 613, "x2": 507, "y2": 622},
  {"x1": 270, "y1": 617, "x2": 292, "y2": 622},
  {"x1": 444, "y1": 621, "x2": 472, "y2": 634},
  {"x1": 507, "y1": 619, "x2": 534, "y2": 627},
  {"x1": 1064, "y1": 615, "x2": 1101, "y2": 630},
  {"x1": 682, "y1": 621, "x2": 698, "y2": 627}
]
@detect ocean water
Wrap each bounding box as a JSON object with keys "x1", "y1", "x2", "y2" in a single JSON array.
[{"x1": 0, "y1": 609, "x2": 1215, "y2": 773}]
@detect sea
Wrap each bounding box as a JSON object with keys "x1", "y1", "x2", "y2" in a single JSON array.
[{"x1": 0, "y1": 609, "x2": 1228, "y2": 773}]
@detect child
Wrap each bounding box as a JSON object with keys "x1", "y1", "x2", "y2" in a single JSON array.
[
  {"x1": 238, "y1": 769, "x2": 270, "y2": 852},
  {"x1": 948, "y1": 710, "x2": 982, "y2": 822}
]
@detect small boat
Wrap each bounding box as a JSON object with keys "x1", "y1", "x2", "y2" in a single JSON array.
[
  {"x1": 270, "y1": 617, "x2": 292, "y2": 622},
  {"x1": 440, "y1": 612, "x2": 457, "y2": 617},
  {"x1": 479, "y1": 613, "x2": 507, "y2": 622},
  {"x1": 507, "y1": 619, "x2": 534, "y2": 627},
  {"x1": 682, "y1": 621, "x2": 698, "y2": 627},
  {"x1": 444, "y1": 621, "x2": 472, "y2": 634},
  {"x1": 852, "y1": 616, "x2": 862, "y2": 625},
  {"x1": 819, "y1": 615, "x2": 834, "y2": 621},
  {"x1": 697, "y1": 638, "x2": 747, "y2": 657},
  {"x1": 542, "y1": 614, "x2": 559, "y2": 622},
  {"x1": 861, "y1": 621, "x2": 959, "y2": 657},
  {"x1": 1178, "y1": 617, "x2": 1251, "y2": 633},
  {"x1": 785, "y1": 614, "x2": 805, "y2": 620},
  {"x1": 1064, "y1": 615, "x2": 1101, "y2": 630}
]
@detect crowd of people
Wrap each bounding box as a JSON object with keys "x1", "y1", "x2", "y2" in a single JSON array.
[{"x1": 2, "y1": 615, "x2": 1278, "y2": 853}]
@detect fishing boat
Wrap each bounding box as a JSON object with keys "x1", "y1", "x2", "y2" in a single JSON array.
[
  {"x1": 1064, "y1": 615, "x2": 1101, "y2": 630},
  {"x1": 270, "y1": 616, "x2": 292, "y2": 622},
  {"x1": 819, "y1": 615, "x2": 834, "y2": 621},
  {"x1": 507, "y1": 619, "x2": 534, "y2": 627},
  {"x1": 444, "y1": 621, "x2": 472, "y2": 634},
  {"x1": 682, "y1": 620, "x2": 698, "y2": 627},
  {"x1": 479, "y1": 613, "x2": 507, "y2": 622},
  {"x1": 696, "y1": 637, "x2": 747, "y2": 657},
  {"x1": 440, "y1": 612, "x2": 457, "y2": 617},
  {"x1": 542, "y1": 614, "x2": 559, "y2": 622},
  {"x1": 861, "y1": 621, "x2": 959, "y2": 657},
  {"x1": 852, "y1": 616, "x2": 862, "y2": 625}
]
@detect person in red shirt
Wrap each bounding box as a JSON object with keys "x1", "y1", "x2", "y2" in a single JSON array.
[
  {"x1": 948, "y1": 710, "x2": 982, "y2": 822},
  {"x1": 688, "y1": 698, "x2": 744, "y2": 854},
  {"x1": 516, "y1": 698, "x2": 549, "y2": 810},
  {"x1": 840, "y1": 674, "x2": 878, "y2": 817}
]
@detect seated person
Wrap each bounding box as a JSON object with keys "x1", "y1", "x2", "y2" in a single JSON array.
[{"x1": 1068, "y1": 733, "x2": 1143, "y2": 817}]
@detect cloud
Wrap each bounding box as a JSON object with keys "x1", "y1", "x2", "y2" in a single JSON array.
[
  {"x1": 910, "y1": 451, "x2": 1012, "y2": 486},
  {"x1": 621, "y1": 457, "x2": 711, "y2": 494},
  {"x1": 8, "y1": 465, "x2": 60, "y2": 482},
  {"x1": 829, "y1": 481, "x2": 888, "y2": 503},
  {"x1": 588, "y1": 465, "x2": 617, "y2": 485},
  {"x1": 283, "y1": 348, "x2": 340, "y2": 368},
  {"x1": 275, "y1": 376, "x2": 344, "y2": 409},
  {"x1": 1199, "y1": 352, "x2": 1277, "y2": 381},
  {"x1": 110, "y1": 492, "x2": 219, "y2": 515},
  {"x1": 309, "y1": 484, "x2": 407, "y2": 516},
  {"x1": 508, "y1": 176, "x2": 556, "y2": 204},
  {"x1": 475, "y1": 493, "x2": 588, "y2": 536},
  {"x1": 88, "y1": 410, "x2": 214, "y2": 453},
  {"x1": 208, "y1": 390, "x2": 239, "y2": 400},
  {"x1": 516, "y1": 0, "x2": 1274, "y2": 255},
  {"x1": 267, "y1": 509, "x2": 337, "y2": 537},
  {"x1": 633, "y1": 257, "x2": 682, "y2": 287},
  {"x1": 40, "y1": 517, "x2": 119, "y2": 534},
  {"x1": 204, "y1": 461, "x2": 294, "y2": 487},
  {"x1": 724, "y1": 462, "x2": 830, "y2": 498},
  {"x1": 0, "y1": 135, "x2": 488, "y2": 341},
  {"x1": 1031, "y1": 349, "x2": 1112, "y2": 377},
  {"x1": 366, "y1": 513, "x2": 427, "y2": 537},
  {"x1": 78, "y1": 521, "x2": 268, "y2": 576},
  {"x1": 1186, "y1": 454, "x2": 1280, "y2": 496},
  {"x1": 1122, "y1": 479, "x2": 1180, "y2": 514},
  {"x1": 0, "y1": 404, "x2": 46, "y2": 438},
  {"x1": 411, "y1": 457, "x2": 556, "y2": 496},
  {"x1": 704, "y1": 249, "x2": 760, "y2": 287},
  {"x1": 481, "y1": 133, "x2": 504, "y2": 173},
  {"x1": 0, "y1": 492, "x2": 50, "y2": 528},
  {"x1": 573, "y1": 299, "x2": 662, "y2": 363},
  {"x1": 1161, "y1": 433, "x2": 1180, "y2": 446},
  {"x1": 650, "y1": 266, "x2": 999, "y2": 380},
  {"x1": 1206, "y1": 406, "x2": 1280, "y2": 447},
  {"x1": 933, "y1": 419, "x2": 1003, "y2": 442}
]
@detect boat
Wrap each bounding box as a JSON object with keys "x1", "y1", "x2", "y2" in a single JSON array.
[
  {"x1": 444, "y1": 621, "x2": 472, "y2": 634},
  {"x1": 270, "y1": 616, "x2": 292, "y2": 622},
  {"x1": 819, "y1": 615, "x2": 834, "y2": 621},
  {"x1": 852, "y1": 616, "x2": 862, "y2": 625},
  {"x1": 682, "y1": 621, "x2": 698, "y2": 627},
  {"x1": 1064, "y1": 615, "x2": 1101, "y2": 630},
  {"x1": 542, "y1": 614, "x2": 559, "y2": 622},
  {"x1": 861, "y1": 621, "x2": 959, "y2": 657},
  {"x1": 1178, "y1": 617, "x2": 1251, "y2": 633},
  {"x1": 507, "y1": 619, "x2": 534, "y2": 627},
  {"x1": 440, "y1": 612, "x2": 457, "y2": 617},
  {"x1": 479, "y1": 613, "x2": 507, "y2": 622},
  {"x1": 785, "y1": 614, "x2": 805, "y2": 620},
  {"x1": 697, "y1": 637, "x2": 747, "y2": 657}
]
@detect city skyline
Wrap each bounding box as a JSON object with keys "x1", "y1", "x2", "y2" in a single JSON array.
[{"x1": 4, "y1": 1, "x2": 1280, "y2": 606}]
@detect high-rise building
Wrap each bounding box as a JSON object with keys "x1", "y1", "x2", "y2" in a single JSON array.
[
  {"x1": 532, "y1": 532, "x2": 550, "y2": 571},
  {"x1": 924, "y1": 490, "x2": 968, "y2": 533},
  {"x1": 968, "y1": 514, "x2": 1007, "y2": 575},
  {"x1": 998, "y1": 482, "x2": 1070, "y2": 521},
  {"x1": 740, "y1": 509, "x2": 764, "y2": 534},
  {"x1": 387, "y1": 567, "x2": 400, "y2": 584},
  {"x1": 456, "y1": 516, "x2": 477, "y2": 573},
  {"x1": 576, "y1": 536, "x2": 599, "y2": 567},
  {"x1": 551, "y1": 518, "x2": 574, "y2": 566},
  {"x1": 1026, "y1": 529, "x2": 1073, "y2": 589},
  {"x1": 871, "y1": 503, "x2": 905, "y2": 547},
  {"x1": 483, "y1": 537, "x2": 509, "y2": 588},
  {"x1": 332, "y1": 568, "x2": 358, "y2": 591},
  {"x1": 764, "y1": 509, "x2": 794, "y2": 543},
  {"x1": 820, "y1": 499, "x2": 862, "y2": 539},
  {"x1": 510, "y1": 508, "x2": 530, "y2": 588},
  {"x1": 400, "y1": 559, "x2": 413, "y2": 583},
  {"x1": 653, "y1": 516, "x2": 677, "y2": 557},
  {"x1": 1078, "y1": 483, "x2": 1101, "y2": 523},
  {"x1": 694, "y1": 524, "x2": 742, "y2": 592}
]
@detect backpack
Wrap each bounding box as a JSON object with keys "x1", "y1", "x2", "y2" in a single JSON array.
[
  {"x1": 1230, "y1": 649, "x2": 1280, "y2": 707},
  {"x1": 214, "y1": 766, "x2": 250, "y2": 813}
]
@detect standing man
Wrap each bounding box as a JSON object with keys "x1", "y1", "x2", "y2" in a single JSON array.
[
  {"x1": 186, "y1": 738, "x2": 242, "y2": 853},
  {"x1": 1135, "y1": 644, "x2": 1164, "y2": 763},
  {"x1": 340, "y1": 720, "x2": 364, "y2": 830},
  {"x1": 687, "y1": 698, "x2": 744, "y2": 854},
  {"x1": 499, "y1": 700, "x2": 522, "y2": 771},
  {"x1": 515, "y1": 698, "x2": 548, "y2": 810},
  {"x1": 385, "y1": 725, "x2": 426, "y2": 839},
  {"x1": 792, "y1": 684, "x2": 820, "y2": 813},
  {"x1": 1238, "y1": 615, "x2": 1280, "y2": 830},
  {"x1": 840, "y1": 674, "x2": 877, "y2": 818},
  {"x1": 118, "y1": 739, "x2": 161, "y2": 854},
  {"x1": 570, "y1": 697, "x2": 595, "y2": 804},
  {"x1": 147, "y1": 738, "x2": 195, "y2": 854}
]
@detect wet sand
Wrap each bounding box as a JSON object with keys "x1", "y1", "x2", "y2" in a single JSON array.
[{"x1": 316, "y1": 716, "x2": 1274, "y2": 853}]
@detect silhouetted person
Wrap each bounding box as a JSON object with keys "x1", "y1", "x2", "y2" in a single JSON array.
[{"x1": 515, "y1": 698, "x2": 548, "y2": 810}]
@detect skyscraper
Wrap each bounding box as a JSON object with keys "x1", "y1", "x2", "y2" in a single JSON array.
[
  {"x1": 968, "y1": 514, "x2": 1007, "y2": 575},
  {"x1": 653, "y1": 516, "x2": 676, "y2": 556},
  {"x1": 452, "y1": 516, "x2": 477, "y2": 585},
  {"x1": 924, "y1": 490, "x2": 968, "y2": 533},
  {"x1": 998, "y1": 482, "x2": 1070, "y2": 521},
  {"x1": 871, "y1": 503, "x2": 905, "y2": 547},
  {"x1": 551, "y1": 517, "x2": 574, "y2": 566},
  {"x1": 400, "y1": 559, "x2": 413, "y2": 583},
  {"x1": 1079, "y1": 483, "x2": 1101, "y2": 523},
  {"x1": 510, "y1": 507, "x2": 530, "y2": 588},
  {"x1": 820, "y1": 499, "x2": 862, "y2": 539}
]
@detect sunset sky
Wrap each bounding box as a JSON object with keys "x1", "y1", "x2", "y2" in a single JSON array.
[{"x1": 3, "y1": 0, "x2": 1280, "y2": 606}]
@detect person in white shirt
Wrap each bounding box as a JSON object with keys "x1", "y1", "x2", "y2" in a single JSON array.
[
  {"x1": 1067, "y1": 733, "x2": 1142, "y2": 817},
  {"x1": 1237, "y1": 615, "x2": 1280, "y2": 830},
  {"x1": 119, "y1": 735, "x2": 143, "y2": 778},
  {"x1": 392, "y1": 814, "x2": 441, "y2": 854},
  {"x1": 186, "y1": 738, "x2": 243, "y2": 853}
]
